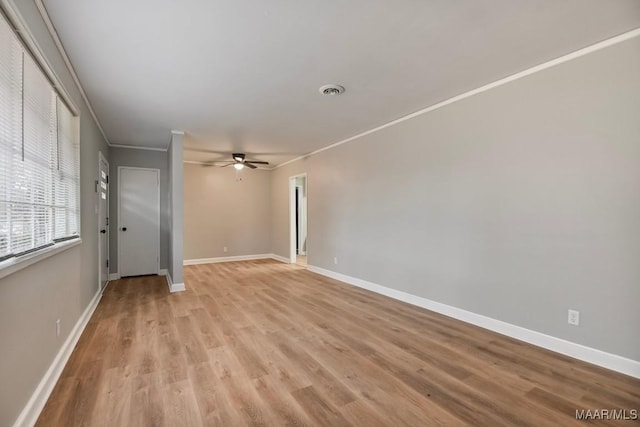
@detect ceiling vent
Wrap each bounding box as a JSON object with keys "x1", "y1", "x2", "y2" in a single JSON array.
[{"x1": 319, "y1": 84, "x2": 345, "y2": 96}]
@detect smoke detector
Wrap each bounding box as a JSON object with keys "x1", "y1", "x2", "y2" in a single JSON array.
[{"x1": 319, "y1": 84, "x2": 345, "y2": 96}]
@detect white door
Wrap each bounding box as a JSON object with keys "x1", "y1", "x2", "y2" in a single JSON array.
[
  {"x1": 98, "y1": 153, "x2": 109, "y2": 289},
  {"x1": 118, "y1": 167, "x2": 160, "y2": 277}
]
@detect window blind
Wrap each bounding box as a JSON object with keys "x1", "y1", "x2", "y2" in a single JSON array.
[
  {"x1": 0, "y1": 12, "x2": 80, "y2": 263},
  {"x1": 55, "y1": 96, "x2": 80, "y2": 240},
  {"x1": 0, "y1": 13, "x2": 22, "y2": 259}
]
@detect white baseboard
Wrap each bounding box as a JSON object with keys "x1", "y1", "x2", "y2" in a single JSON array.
[
  {"x1": 159, "y1": 269, "x2": 185, "y2": 293},
  {"x1": 170, "y1": 282, "x2": 185, "y2": 292},
  {"x1": 183, "y1": 253, "x2": 291, "y2": 265},
  {"x1": 167, "y1": 282, "x2": 187, "y2": 293},
  {"x1": 12, "y1": 289, "x2": 102, "y2": 427},
  {"x1": 184, "y1": 254, "x2": 273, "y2": 265},
  {"x1": 307, "y1": 265, "x2": 640, "y2": 379},
  {"x1": 270, "y1": 253, "x2": 291, "y2": 263},
  {"x1": 108, "y1": 273, "x2": 120, "y2": 281}
]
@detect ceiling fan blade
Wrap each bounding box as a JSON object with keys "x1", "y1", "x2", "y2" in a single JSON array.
[
  {"x1": 244, "y1": 162, "x2": 257, "y2": 169},
  {"x1": 221, "y1": 163, "x2": 235, "y2": 167},
  {"x1": 200, "y1": 159, "x2": 233, "y2": 166},
  {"x1": 246, "y1": 160, "x2": 269, "y2": 165}
]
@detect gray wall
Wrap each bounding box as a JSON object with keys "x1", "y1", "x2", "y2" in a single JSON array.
[
  {"x1": 0, "y1": 1, "x2": 110, "y2": 425},
  {"x1": 184, "y1": 164, "x2": 271, "y2": 260},
  {"x1": 108, "y1": 147, "x2": 169, "y2": 272},
  {"x1": 270, "y1": 37, "x2": 640, "y2": 361},
  {"x1": 168, "y1": 133, "x2": 184, "y2": 284}
]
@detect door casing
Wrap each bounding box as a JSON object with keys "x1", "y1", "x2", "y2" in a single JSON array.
[
  {"x1": 289, "y1": 173, "x2": 307, "y2": 263},
  {"x1": 98, "y1": 151, "x2": 109, "y2": 290}
]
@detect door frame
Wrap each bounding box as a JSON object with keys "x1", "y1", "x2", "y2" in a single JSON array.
[
  {"x1": 97, "y1": 151, "x2": 109, "y2": 291},
  {"x1": 117, "y1": 166, "x2": 161, "y2": 277},
  {"x1": 289, "y1": 173, "x2": 307, "y2": 263},
  {"x1": 295, "y1": 185, "x2": 301, "y2": 255},
  {"x1": 296, "y1": 184, "x2": 307, "y2": 256}
]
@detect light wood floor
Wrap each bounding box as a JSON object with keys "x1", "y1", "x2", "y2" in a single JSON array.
[{"x1": 37, "y1": 260, "x2": 639, "y2": 426}]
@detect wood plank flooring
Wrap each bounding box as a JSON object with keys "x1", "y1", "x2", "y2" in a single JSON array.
[{"x1": 37, "y1": 260, "x2": 639, "y2": 426}]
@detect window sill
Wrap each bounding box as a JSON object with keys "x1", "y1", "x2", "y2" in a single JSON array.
[{"x1": 0, "y1": 238, "x2": 82, "y2": 281}]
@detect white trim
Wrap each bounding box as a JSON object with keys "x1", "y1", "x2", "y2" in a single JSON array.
[
  {"x1": 171, "y1": 283, "x2": 186, "y2": 293},
  {"x1": 269, "y1": 253, "x2": 290, "y2": 264},
  {"x1": 184, "y1": 254, "x2": 273, "y2": 265},
  {"x1": 97, "y1": 151, "x2": 109, "y2": 291},
  {"x1": 296, "y1": 184, "x2": 303, "y2": 254},
  {"x1": 110, "y1": 143, "x2": 168, "y2": 152},
  {"x1": 159, "y1": 268, "x2": 168, "y2": 275},
  {"x1": 307, "y1": 265, "x2": 640, "y2": 379},
  {"x1": 162, "y1": 269, "x2": 171, "y2": 288},
  {"x1": 0, "y1": 238, "x2": 82, "y2": 281},
  {"x1": 289, "y1": 173, "x2": 307, "y2": 263},
  {"x1": 30, "y1": 0, "x2": 109, "y2": 142},
  {"x1": 295, "y1": 182, "x2": 307, "y2": 256},
  {"x1": 117, "y1": 167, "x2": 161, "y2": 278},
  {"x1": 182, "y1": 254, "x2": 291, "y2": 265},
  {"x1": 108, "y1": 273, "x2": 120, "y2": 281},
  {"x1": 12, "y1": 288, "x2": 102, "y2": 427},
  {"x1": 274, "y1": 27, "x2": 640, "y2": 170},
  {"x1": 168, "y1": 131, "x2": 185, "y2": 151},
  {"x1": 160, "y1": 269, "x2": 185, "y2": 293}
]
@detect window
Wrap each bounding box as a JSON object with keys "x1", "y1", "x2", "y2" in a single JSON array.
[{"x1": 0, "y1": 12, "x2": 80, "y2": 264}]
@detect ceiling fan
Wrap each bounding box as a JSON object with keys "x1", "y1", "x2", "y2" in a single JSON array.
[{"x1": 217, "y1": 153, "x2": 269, "y2": 170}]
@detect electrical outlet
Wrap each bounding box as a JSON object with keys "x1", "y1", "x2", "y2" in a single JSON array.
[
  {"x1": 568, "y1": 309, "x2": 580, "y2": 326},
  {"x1": 56, "y1": 319, "x2": 61, "y2": 337},
  {"x1": 334, "y1": 257, "x2": 338, "y2": 265},
  {"x1": 223, "y1": 246, "x2": 227, "y2": 253}
]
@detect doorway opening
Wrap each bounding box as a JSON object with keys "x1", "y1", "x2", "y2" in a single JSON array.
[
  {"x1": 289, "y1": 173, "x2": 307, "y2": 266},
  {"x1": 98, "y1": 152, "x2": 109, "y2": 291}
]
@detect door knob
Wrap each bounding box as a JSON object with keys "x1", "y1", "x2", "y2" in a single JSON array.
[
  {"x1": 100, "y1": 229, "x2": 106, "y2": 234},
  {"x1": 121, "y1": 227, "x2": 127, "y2": 231}
]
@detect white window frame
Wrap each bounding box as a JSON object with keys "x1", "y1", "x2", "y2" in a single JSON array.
[{"x1": 0, "y1": 5, "x2": 82, "y2": 280}]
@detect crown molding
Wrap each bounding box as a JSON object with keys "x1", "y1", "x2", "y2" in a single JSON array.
[
  {"x1": 275, "y1": 27, "x2": 640, "y2": 169},
  {"x1": 20, "y1": 2, "x2": 640, "y2": 165},
  {"x1": 33, "y1": 0, "x2": 111, "y2": 145},
  {"x1": 109, "y1": 144, "x2": 168, "y2": 152}
]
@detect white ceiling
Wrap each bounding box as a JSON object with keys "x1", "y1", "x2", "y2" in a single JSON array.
[{"x1": 42, "y1": 0, "x2": 640, "y2": 166}]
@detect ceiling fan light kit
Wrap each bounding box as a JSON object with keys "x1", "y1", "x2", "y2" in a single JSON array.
[{"x1": 202, "y1": 152, "x2": 270, "y2": 171}]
